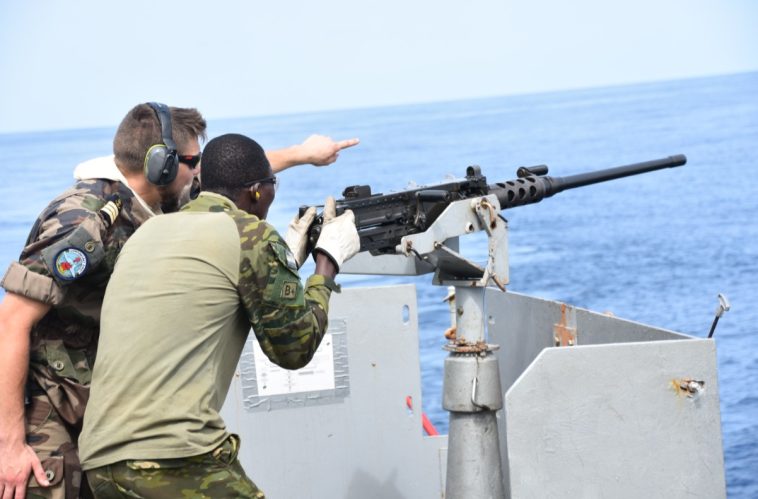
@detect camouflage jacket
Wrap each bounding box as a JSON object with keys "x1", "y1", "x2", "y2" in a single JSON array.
[
  {"x1": 184, "y1": 192, "x2": 338, "y2": 369},
  {"x1": 0, "y1": 178, "x2": 153, "y2": 428}
]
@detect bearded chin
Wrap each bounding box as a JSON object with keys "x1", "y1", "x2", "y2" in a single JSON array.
[
  {"x1": 159, "y1": 194, "x2": 180, "y2": 214},
  {"x1": 159, "y1": 186, "x2": 187, "y2": 213},
  {"x1": 160, "y1": 178, "x2": 201, "y2": 213},
  {"x1": 189, "y1": 177, "x2": 202, "y2": 200}
]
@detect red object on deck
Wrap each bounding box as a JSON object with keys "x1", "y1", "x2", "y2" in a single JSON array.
[{"x1": 406, "y1": 396, "x2": 440, "y2": 436}]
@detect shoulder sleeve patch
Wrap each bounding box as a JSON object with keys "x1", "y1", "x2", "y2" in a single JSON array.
[
  {"x1": 52, "y1": 248, "x2": 89, "y2": 281},
  {"x1": 40, "y1": 219, "x2": 105, "y2": 285},
  {"x1": 268, "y1": 240, "x2": 299, "y2": 274}
]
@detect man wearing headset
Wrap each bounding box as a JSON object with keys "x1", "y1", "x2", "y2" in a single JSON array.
[
  {"x1": 0, "y1": 103, "x2": 359, "y2": 499},
  {"x1": 78, "y1": 133, "x2": 359, "y2": 498}
]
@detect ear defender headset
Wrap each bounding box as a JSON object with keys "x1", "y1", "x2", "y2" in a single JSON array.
[{"x1": 144, "y1": 102, "x2": 179, "y2": 186}]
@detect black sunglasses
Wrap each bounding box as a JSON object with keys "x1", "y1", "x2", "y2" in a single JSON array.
[
  {"x1": 243, "y1": 175, "x2": 279, "y2": 191},
  {"x1": 178, "y1": 153, "x2": 202, "y2": 169}
]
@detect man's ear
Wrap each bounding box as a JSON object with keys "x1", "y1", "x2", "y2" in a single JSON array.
[{"x1": 249, "y1": 184, "x2": 261, "y2": 202}]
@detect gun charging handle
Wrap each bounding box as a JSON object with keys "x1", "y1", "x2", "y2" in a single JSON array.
[{"x1": 707, "y1": 293, "x2": 730, "y2": 338}]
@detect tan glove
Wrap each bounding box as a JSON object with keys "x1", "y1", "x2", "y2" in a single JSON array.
[
  {"x1": 284, "y1": 206, "x2": 317, "y2": 268},
  {"x1": 314, "y1": 196, "x2": 360, "y2": 271}
]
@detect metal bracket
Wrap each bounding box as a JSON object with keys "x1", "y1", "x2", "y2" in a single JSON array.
[
  {"x1": 471, "y1": 197, "x2": 509, "y2": 291},
  {"x1": 340, "y1": 194, "x2": 509, "y2": 286}
]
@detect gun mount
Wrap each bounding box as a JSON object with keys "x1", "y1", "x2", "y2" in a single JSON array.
[{"x1": 300, "y1": 154, "x2": 688, "y2": 498}]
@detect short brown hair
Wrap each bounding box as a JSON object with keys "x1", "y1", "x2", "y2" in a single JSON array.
[{"x1": 113, "y1": 103, "x2": 207, "y2": 174}]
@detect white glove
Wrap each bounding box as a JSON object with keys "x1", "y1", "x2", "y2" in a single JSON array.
[
  {"x1": 314, "y1": 196, "x2": 360, "y2": 270},
  {"x1": 284, "y1": 206, "x2": 317, "y2": 268}
]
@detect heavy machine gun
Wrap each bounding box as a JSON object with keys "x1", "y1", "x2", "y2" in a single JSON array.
[
  {"x1": 301, "y1": 155, "x2": 686, "y2": 256},
  {"x1": 296, "y1": 153, "x2": 696, "y2": 499}
]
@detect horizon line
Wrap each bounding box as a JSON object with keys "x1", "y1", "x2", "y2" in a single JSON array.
[{"x1": 1, "y1": 69, "x2": 754, "y2": 138}]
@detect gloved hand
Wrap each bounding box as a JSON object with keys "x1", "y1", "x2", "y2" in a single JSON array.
[
  {"x1": 314, "y1": 196, "x2": 360, "y2": 271},
  {"x1": 284, "y1": 206, "x2": 317, "y2": 268}
]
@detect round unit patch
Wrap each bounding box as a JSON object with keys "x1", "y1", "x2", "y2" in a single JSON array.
[{"x1": 53, "y1": 248, "x2": 89, "y2": 281}]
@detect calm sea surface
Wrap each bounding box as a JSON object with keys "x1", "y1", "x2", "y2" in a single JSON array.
[{"x1": 1, "y1": 72, "x2": 756, "y2": 497}]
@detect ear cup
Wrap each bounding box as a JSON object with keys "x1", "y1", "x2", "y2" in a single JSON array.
[
  {"x1": 144, "y1": 102, "x2": 179, "y2": 186},
  {"x1": 144, "y1": 144, "x2": 179, "y2": 185}
]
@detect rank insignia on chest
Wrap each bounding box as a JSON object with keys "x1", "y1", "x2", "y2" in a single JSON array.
[{"x1": 53, "y1": 248, "x2": 89, "y2": 281}]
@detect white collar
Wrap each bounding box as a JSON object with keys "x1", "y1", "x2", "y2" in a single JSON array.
[{"x1": 73, "y1": 155, "x2": 158, "y2": 217}]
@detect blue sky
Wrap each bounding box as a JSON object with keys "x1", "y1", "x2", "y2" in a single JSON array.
[{"x1": 1, "y1": 0, "x2": 756, "y2": 134}]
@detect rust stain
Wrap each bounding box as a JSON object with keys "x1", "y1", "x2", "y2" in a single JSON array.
[
  {"x1": 444, "y1": 338, "x2": 492, "y2": 354},
  {"x1": 491, "y1": 274, "x2": 506, "y2": 292},
  {"x1": 671, "y1": 378, "x2": 706, "y2": 398},
  {"x1": 444, "y1": 325, "x2": 457, "y2": 341},
  {"x1": 483, "y1": 199, "x2": 498, "y2": 229},
  {"x1": 553, "y1": 303, "x2": 576, "y2": 347}
]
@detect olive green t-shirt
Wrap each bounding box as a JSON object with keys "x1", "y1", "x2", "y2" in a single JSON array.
[{"x1": 79, "y1": 192, "x2": 336, "y2": 469}]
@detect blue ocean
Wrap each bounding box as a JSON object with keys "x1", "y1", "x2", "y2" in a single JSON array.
[{"x1": 1, "y1": 71, "x2": 756, "y2": 497}]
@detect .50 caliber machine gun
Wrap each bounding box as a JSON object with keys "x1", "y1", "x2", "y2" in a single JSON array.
[
  {"x1": 298, "y1": 153, "x2": 692, "y2": 499},
  {"x1": 301, "y1": 154, "x2": 686, "y2": 259}
]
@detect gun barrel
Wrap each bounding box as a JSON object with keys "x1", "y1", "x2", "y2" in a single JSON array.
[
  {"x1": 547, "y1": 154, "x2": 686, "y2": 194},
  {"x1": 493, "y1": 154, "x2": 686, "y2": 209}
]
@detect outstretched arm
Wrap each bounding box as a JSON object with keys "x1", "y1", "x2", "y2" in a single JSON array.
[
  {"x1": 266, "y1": 135, "x2": 359, "y2": 173},
  {"x1": 0, "y1": 293, "x2": 51, "y2": 498}
]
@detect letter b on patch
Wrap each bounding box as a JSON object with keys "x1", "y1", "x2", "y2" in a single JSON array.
[{"x1": 281, "y1": 282, "x2": 298, "y2": 299}]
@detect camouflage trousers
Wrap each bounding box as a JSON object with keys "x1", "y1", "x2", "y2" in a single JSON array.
[
  {"x1": 85, "y1": 434, "x2": 265, "y2": 499},
  {"x1": 25, "y1": 393, "x2": 89, "y2": 499}
]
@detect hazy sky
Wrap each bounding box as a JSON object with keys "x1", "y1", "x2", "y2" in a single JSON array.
[{"x1": 1, "y1": 0, "x2": 756, "y2": 134}]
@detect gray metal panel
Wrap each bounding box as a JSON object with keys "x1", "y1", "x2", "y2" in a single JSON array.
[
  {"x1": 484, "y1": 290, "x2": 720, "y2": 498},
  {"x1": 221, "y1": 284, "x2": 448, "y2": 499},
  {"x1": 504, "y1": 339, "x2": 725, "y2": 499},
  {"x1": 485, "y1": 290, "x2": 690, "y2": 396},
  {"x1": 221, "y1": 286, "x2": 724, "y2": 498}
]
